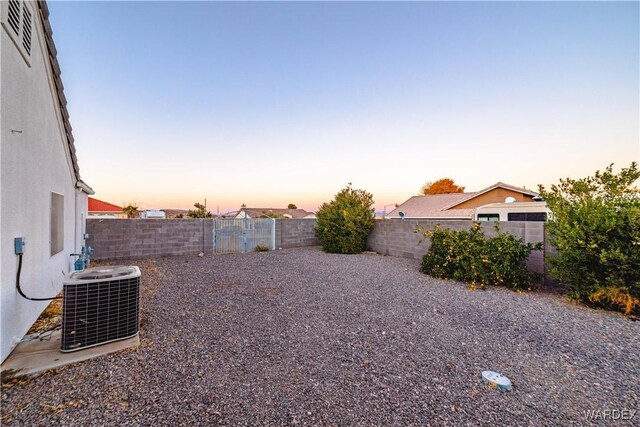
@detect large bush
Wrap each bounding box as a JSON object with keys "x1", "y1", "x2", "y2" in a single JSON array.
[
  {"x1": 419, "y1": 223, "x2": 542, "y2": 291},
  {"x1": 539, "y1": 163, "x2": 640, "y2": 315},
  {"x1": 315, "y1": 184, "x2": 375, "y2": 254}
]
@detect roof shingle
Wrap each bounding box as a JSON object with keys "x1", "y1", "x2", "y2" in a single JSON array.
[{"x1": 387, "y1": 194, "x2": 476, "y2": 219}]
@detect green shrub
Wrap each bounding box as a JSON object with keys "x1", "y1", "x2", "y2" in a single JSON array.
[
  {"x1": 419, "y1": 223, "x2": 542, "y2": 291},
  {"x1": 315, "y1": 184, "x2": 375, "y2": 254},
  {"x1": 187, "y1": 202, "x2": 212, "y2": 218},
  {"x1": 255, "y1": 244, "x2": 270, "y2": 252},
  {"x1": 539, "y1": 162, "x2": 640, "y2": 315}
]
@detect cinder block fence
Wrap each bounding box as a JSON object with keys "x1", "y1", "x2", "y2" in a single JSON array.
[
  {"x1": 366, "y1": 219, "x2": 545, "y2": 275},
  {"x1": 86, "y1": 218, "x2": 547, "y2": 278},
  {"x1": 86, "y1": 218, "x2": 320, "y2": 260},
  {"x1": 86, "y1": 219, "x2": 213, "y2": 260}
]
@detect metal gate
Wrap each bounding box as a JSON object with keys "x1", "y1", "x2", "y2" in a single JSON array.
[{"x1": 212, "y1": 218, "x2": 276, "y2": 254}]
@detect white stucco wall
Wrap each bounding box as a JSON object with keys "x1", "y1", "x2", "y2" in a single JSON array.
[{"x1": 1, "y1": 1, "x2": 88, "y2": 362}]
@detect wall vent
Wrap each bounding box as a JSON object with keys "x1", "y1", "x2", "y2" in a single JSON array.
[
  {"x1": 7, "y1": 0, "x2": 20, "y2": 36},
  {"x1": 5, "y1": 0, "x2": 32, "y2": 57},
  {"x1": 62, "y1": 266, "x2": 141, "y2": 352},
  {"x1": 21, "y1": 3, "x2": 31, "y2": 55}
]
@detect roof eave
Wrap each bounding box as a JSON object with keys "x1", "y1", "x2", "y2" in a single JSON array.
[
  {"x1": 38, "y1": 1, "x2": 92, "y2": 194},
  {"x1": 77, "y1": 180, "x2": 95, "y2": 195}
]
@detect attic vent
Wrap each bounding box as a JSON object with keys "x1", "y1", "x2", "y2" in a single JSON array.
[
  {"x1": 7, "y1": 0, "x2": 20, "y2": 35},
  {"x1": 21, "y1": 3, "x2": 31, "y2": 55}
]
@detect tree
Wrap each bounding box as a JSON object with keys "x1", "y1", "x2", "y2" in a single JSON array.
[
  {"x1": 187, "y1": 202, "x2": 212, "y2": 218},
  {"x1": 287, "y1": 203, "x2": 297, "y2": 209},
  {"x1": 315, "y1": 184, "x2": 375, "y2": 254},
  {"x1": 538, "y1": 162, "x2": 640, "y2": 315},
  {"x1": 421, "y1": 178, "x2": 465, "y2": 195},
  {"x1": 122, "y1": 203, "x2": 139, "y2": 219}
]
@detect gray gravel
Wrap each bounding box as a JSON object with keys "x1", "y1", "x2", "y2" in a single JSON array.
[{"x1": 2, "y1": 247, "x2": 639, "y2": 426}]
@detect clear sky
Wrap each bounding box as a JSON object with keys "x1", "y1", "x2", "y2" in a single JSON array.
[{"x1": 49, "y1": 1, "x2": 639, "y2": 213}]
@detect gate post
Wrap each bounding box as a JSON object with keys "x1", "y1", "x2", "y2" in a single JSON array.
[
  {"x1": 271, "y1": 218, "x2": 276, "y2": 250},
  {"x1": 243, "y1": 216, "x2": 248, "y2": 252},
  {"x1": 212, "y1": 220, "x2": 217, "y2": 253}
]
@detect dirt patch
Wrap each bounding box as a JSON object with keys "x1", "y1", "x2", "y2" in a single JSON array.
[
  {"x1": 26, "y1": 297, "x2": 62, "y2": 335},
  {"x1": 261, "y1": 286, "x2": 283, "y2": 294}
]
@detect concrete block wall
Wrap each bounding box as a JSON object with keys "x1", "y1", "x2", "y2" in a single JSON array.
[
  {"x1": 87, "y1": 218, "x2": 320, "y2": 260},
  {"x1": 276, "y1": 219, "x2": 319, "y2": 249},
  {"x1": 367, "y1": 219, "x2": 546, "y2": 275},
  {"x1": 367, "y1": 219, "x2": 470, "y2": 260},
  {"x1": 87, "y1": 218, "x2": 547, "y2": 278},
  {"x1": 87, "y1": 219, "x2": 212, "y2": 260}
]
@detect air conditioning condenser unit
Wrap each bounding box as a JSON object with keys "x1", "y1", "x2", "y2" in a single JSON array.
[{"x1": 61, "y1": 266, "x2": 141, "y2": 352}]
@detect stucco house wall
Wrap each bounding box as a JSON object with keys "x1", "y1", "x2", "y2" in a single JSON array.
[
  {"x1": 452, "y1": 188, "x2": 535, "y2": 210},
  {"x1": 1, "y1": 1, "x2": 92, "y2": 362}
]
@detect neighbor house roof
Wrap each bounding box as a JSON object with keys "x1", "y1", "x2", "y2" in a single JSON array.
[
  {"x1": 37, "y1": 2, "x2": 93, "y2": 195},
  {"x1": 387, "y1": 182, "x2": 538, "y2": 219},
  {"x1": 239, "y1": 208, "x2": 313, "y2": 219},
  {"x1": 88, "y1": 198, "x2": 122, "y2": 213},
  {"x1": 387, "y1": 193, "x2": 477, "y2": 219}
]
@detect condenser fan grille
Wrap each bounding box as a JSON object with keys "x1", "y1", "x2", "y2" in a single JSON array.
[{"x1": 62, "y1": 276, "x2": 140, "y2": 351}]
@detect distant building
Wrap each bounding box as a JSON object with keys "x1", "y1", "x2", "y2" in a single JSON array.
[
  {"x1": 140, "y1": 210, "x2": 166, "y2": 219},
  {"x1": 88, "y1": 197, "x2": 126, "y2": 218},
  {"x1": 235, "y1": 207, "x2": 316, "y2": 219},
  {"x1": 388, "y1": 182, "x2": 539, "y2": 220}
]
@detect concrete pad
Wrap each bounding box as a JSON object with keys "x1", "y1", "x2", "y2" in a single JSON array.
[{"x1": 1, "y1": 331, "x2": 139, "y2": 378}]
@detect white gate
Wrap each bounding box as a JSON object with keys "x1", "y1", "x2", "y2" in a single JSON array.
[{"x1": 212, "y1": 218, "x2": 276, "y2": 254}]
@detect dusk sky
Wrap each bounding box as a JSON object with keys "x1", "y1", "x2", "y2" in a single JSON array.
[{"x1": 49, "y1": 1, "x2": 639, "y2": 213}]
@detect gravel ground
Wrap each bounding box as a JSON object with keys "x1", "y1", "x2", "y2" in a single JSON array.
[{"x1": 2, "y1": 247, "x2": 638, "y2": 426}]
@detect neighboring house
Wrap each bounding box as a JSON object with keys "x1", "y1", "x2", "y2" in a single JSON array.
[
  {"x1": 475, "y1": 201, "x2": 549, "y2": 222},
  {"x1": 235, "y1": 207, "x2": 316, "y2": 219},
  {"x1": 88, "y1": 197, "x2": 127, "y2": 218},
  {"x1": 1, "y1": 1, "x2": 93, "y2": 362},
  {"x1": 388, "y1": 182, "x2": 539, "y2": 220}
]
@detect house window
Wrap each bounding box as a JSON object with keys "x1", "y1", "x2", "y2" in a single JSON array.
[
  {"x1": 477, "y1": 213, "x2": 500, "y2": 222},
  {"x1": 507, "y1": 212, "x2": 547, "y2": 222},
  {"x1": 51, "y1": 192, "x2": 64, "y2": 256},
  {"x1": 3, "y1": 0, "x2": 32, "y2": 57}
]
